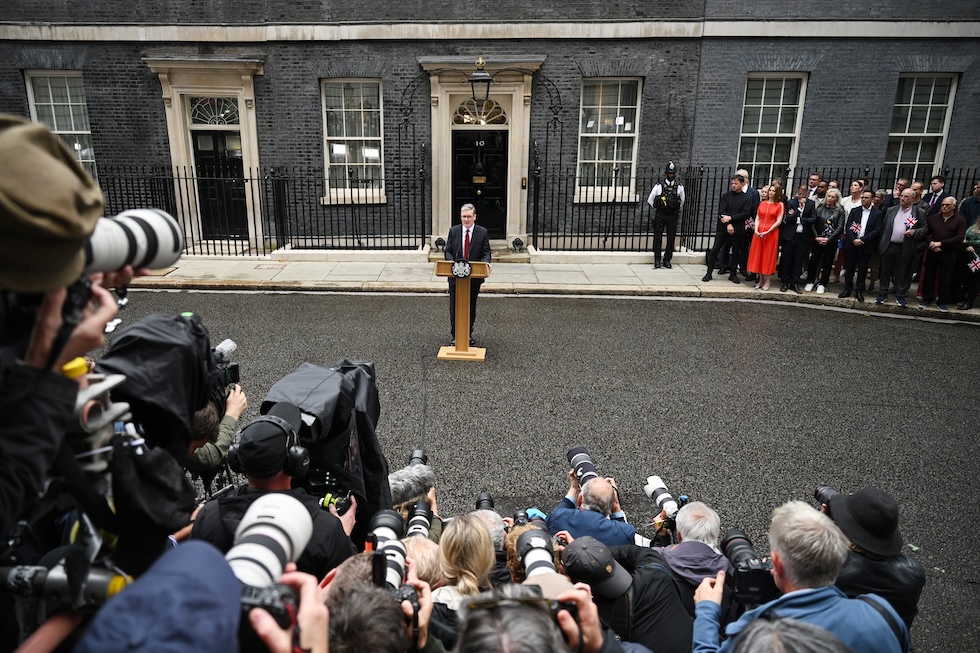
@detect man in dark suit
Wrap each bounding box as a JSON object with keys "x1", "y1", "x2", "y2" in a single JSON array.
[
  {"x1": 838, "y1": 190, "x2": 883, "y2": 302},
  {"x1": 922, "y1": 174, "x2": 951, "y2": 217},
  {"x1": 444, "y1": 203, "x2": 492, "y2": 346},
  {"x1": 778, "y1": 184, "x2": 815, "y2": 293},
  {"x1": 702, "y1": 173, "x2": 755, "y2": 284},
  {"x1": 876, "y1": 188, "x2": 926, "y2": 307}
]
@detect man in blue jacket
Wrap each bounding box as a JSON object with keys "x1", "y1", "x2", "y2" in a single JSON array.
[
  {"x1": 546, "y1": 469, "x2": 639, "y2": 547},
  {"x1": 692, "y1": 501, "x2": 908, "y2": 653}
]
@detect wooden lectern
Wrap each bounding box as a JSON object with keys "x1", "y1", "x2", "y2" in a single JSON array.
[{"x1": 435, "y1": 260, "x2": 490, "y2": 361}]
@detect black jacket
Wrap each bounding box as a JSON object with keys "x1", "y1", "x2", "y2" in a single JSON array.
[
  {"x1": 718, "y1": 190, "x2": 756, "y2": 235},
  {"x1": 191, "y1": 485, "x2": 356, "y2": 580},
  {"x1": 835, "y1": 550, "x2": 926, "y2": 632},
  {"x1": 601, "y1": 545, "x2": 693, "y2": 653}
]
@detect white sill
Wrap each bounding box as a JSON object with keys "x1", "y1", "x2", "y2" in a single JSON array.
[
  {"x1": 319, "y1": 190, "x2": 388, "y2": 205},
  {"x1": 572, "y1": 188, "x2": 639, "y2": 204}
]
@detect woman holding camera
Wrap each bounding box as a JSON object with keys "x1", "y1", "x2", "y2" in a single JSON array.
[{"x1": 430, "y1": 514, "x2": 495, "y2": 649}]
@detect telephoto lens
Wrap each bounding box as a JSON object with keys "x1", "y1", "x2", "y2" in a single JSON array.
[
  {"x1": 226, "y1": 494, "x2": 314, "y2": 588},
  {"x1": 84, "y1": 208, "x2": 183, "y2": 274},
  {"x1": 643, "y1": 475, "x2": 679, "y2": 519},
  {"x1": 408, "y1": 449, "x2": 429, "y2": 466},
  {"x1": 513, "y1": 509, "x2": 529, "y2": 526},
  {"x1": 368, "y1": 509, "x2": 406, "y2": 548},
  {"x1": 475, "y1": 491, "x2": 495, "y2": 511},
  {"x1": 516, "y1": 529, "x2": 557, "y2": 578},
  {"x1": 566, "y1": 446, "x2": 599, "y2": 485},
  {"x1": 406, "y1": 500, "x2": 432, "y2": 538},
  {"x1": 377, "y1": 539, "x2": 410, "y2": 591}
]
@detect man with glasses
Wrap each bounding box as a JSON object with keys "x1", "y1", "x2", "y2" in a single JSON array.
[
  {"x1": 875, "y1": 188, "x2": 926, "y2": 307},
  {"x1": 919, "y1": 196, "x2": 966, "y2": 312}
]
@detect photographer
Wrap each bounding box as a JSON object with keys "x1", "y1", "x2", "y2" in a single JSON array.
[
  {"x1": 186, "y1": 383, "x2": 249, "y2": 473},
  {"x1": 561, "y1": 535, "x2": 692, "y2": 653},
  {"x1": 504, "y1": 523, "x2": 574, "y2": 598},
  {"x1": 652, "y1": 502, "x2": 734, "y2": 618},
  {"x1": 547, "y1": 469, "x2": 637, "y2": 547},
  {"x1": 822, "y1": 487, "x2": 926, "y2": 631},
  {"x1": 693, "y1": 501, "x2": 909, "y2": 653},
  {"x1": 390, "y1": 460, "x2": 445, "y2": 543},
  {"x1": 0, "y1": 115, "x2": 127, "y2": 536},
  {"x1": 191, "y1": 401, "x2": 357, "y2": 579}
]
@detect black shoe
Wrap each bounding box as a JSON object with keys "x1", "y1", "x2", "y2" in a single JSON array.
[
  {"x1": 663, "y1": 260, "x2": 672, "y2": 269},
  {"x1": 469, "y1": 337, "x2": 476, "y2": 346},
  {"x1": 745, "y1": 272, "x2": 758, "y2": 281},
  {"x1": 729, "y1": 275, "x2": 741, "y2": 284},
  {"x1": 779, "y1": 283, "x2": 788, "y2": 292},
  {"x1": 791, "y1": 283, "x2": 803, "y2": 295},
  {"x1": 855, "y1": 292, "x2": 865, "y2": 303},
  {"x1": 838, "y1": 290, "x2": 852, "y2": 298},
  {"x1": 654, "y1": 259, "x2": 661, "y2": 269},
  {"x1": 449, "y1": 338, "x2": 455, "y2": 346},
  {"x1": 719, "y1": 267, "x2": 730, "y2": 275},
  {"x1": 958, "y1": 302, "x2": 973, "y2": 310},
  {"x1": 702, "y1": 272, "x2": 713, "y2": 282},
  {"x1": 868, "y1": 282, "x2": 876, "y2": 292}
]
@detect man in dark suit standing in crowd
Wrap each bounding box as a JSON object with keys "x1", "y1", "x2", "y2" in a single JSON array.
[
  {"x1": 445, "y1": 203, "x2": 492, "y2": 346},
  {"x1": 703, "y1": 173, "x2": 755, "y2": 284},
  {"x1": 838, "y1": 190, "x2": 883, "y2": 302}
]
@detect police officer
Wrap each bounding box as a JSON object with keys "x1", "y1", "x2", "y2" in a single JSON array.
[{"x1": 647, "y1": 161, "x2": 686, "y2": 268}]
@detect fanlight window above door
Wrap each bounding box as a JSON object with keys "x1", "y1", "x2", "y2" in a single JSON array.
[
  {"x1": 453, "y1": 98, "x2": 507, "y2": 125},
  {"x1": 190, "y1": 97, "x2": 240, "y2": 125}
]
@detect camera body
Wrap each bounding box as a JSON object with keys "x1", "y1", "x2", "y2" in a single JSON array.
[
  {"x1": 239, "y1": 583, "x2": 299, "y2": 629},
  {"x1": 720, "y1": 529, "x2": 779, "y2": 606}
]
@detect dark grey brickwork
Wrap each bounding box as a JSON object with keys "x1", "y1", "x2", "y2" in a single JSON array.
[
  {"x1": 703, "y1": 0, "x2": 979, "y2": 20},
  {"x1": 690, "y1": 38, "x2": 980, "y2": 169},
  {"x1": 2, "y1": 0, "x2": 706, "y2": 23}
]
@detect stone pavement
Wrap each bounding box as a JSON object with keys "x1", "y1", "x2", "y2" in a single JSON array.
[{"x1": 131, "y1": 254, "x2": 980, "y2": 323}]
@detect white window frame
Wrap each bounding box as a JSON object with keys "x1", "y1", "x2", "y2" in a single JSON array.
[
  {"x1": 320, "y1": 79, "x2": 386, "y2": 204},
  {"x1": 736, "y1": 73, "x2": 807, "y2": 186},
  {"x1": 884, "y1": 74, "x2": 957, "y2": 184},
  {"x1": 25, "y1": 71, "x2": 97, "y2": 177},
  {"x1": 575, "y1": 78, "x2": 642, "y2": 203}
]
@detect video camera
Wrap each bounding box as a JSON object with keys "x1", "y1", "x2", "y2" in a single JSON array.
[
  {"x1": 228, "y1": 494, "x2": 312, "y2": 642},
  {"x1": 720, "y1": 529, "x2": 779, "y2": 606},
  {"x1": 212, "y1": 338, "x2": 241, "y2": 387}
]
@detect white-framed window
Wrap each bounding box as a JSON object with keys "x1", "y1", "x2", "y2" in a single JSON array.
[
  {"x1": 576, "y1": 78, "x2": 641, "y2": 202},
  {"x1": 321, "y1": 79, "x2": 385, "y2": 203},
  {"x1": 737, "y1": 74, "x2": 807, "y2": 185},
  {"x1": 25, "y1": 72, "x2": 96, "y2": 177},
  {"x1": 885, "y1": 74, "x2": 957, "y2": 185}
]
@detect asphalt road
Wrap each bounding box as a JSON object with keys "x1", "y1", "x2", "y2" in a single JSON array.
[{"x1": 121, "y1": 289, "x2": 979, "y2": 652}]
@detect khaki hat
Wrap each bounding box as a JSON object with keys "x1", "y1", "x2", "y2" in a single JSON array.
[{"x1": 0, "y1": 114, "x2": 104, "y2": 292}]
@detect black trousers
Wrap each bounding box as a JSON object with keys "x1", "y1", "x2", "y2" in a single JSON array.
[
  {"x1": 806, "y1": 239, "x2": 838, "y2": 286},
  {"x1": 706, "y1": 228, "x2": 743, "y2": 274},
  {"x1": 653, "y1": 213, "x2": 679, "y2": 262},
  {"x1": 779, "y1": 233, "x2": 808, "y2": 284},
  {"x1": 921, "y1": 249, "x2": 957, "y2": 304},
  {"x1": 842, "y1": 243, "x2": 873, "y2": 292},
  {"x1": 448, "y1": 278, "x2": 482, "y2": 337}
]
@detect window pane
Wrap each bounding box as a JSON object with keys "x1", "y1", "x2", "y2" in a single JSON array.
[
  {"x1": 619, "y1": 81, "x2": 638, "y2": 105},
  {"x1": 782, "y1": 78, "x2": 801, "y2": 103},
  {"x1": 912, "y1": 80, "x2": 932, "y2": 105},
  {"x1": 895, "y1": 77, "x2": 914, "y2": 104},
  {"x1": 742, "y1": 106, "x2": 761, "y2": 133},
  {"x1": 739, "y1": 139, "x2": 756, "y2": 162},
  {"x1": 926, "y1": 106, "x2": 945, "y2": 133},
  {"x1": 763, "y1": 80, "x2": 781, "y2": 105},
  {"x1": 890, "y1": 106, "x2": 910, "y2": 133},
  {"x1": 581, "y1": 82, "x2": 599, "y2": 107},
  {"x1": 919, "y1": 138, "x2": 938, "y2": 160},
  {"x1": 933, "y1": 77, "x2": 951, "y2": 102},
  {"x1": 773, "y1": 138, "x2": 792, "y2": 162},
  {"x1": 779, "y1": 107, "x2": 797, "y2": 133},
  {"x1": 759, "y1": 107, "x2": 779, "y2": 133},
  {"x1": 744, "y1": 79, "x2": 764, "y2": 105},
  {"x1": 35, "y1": 104, "x2": 54, "y2": 126},
  {"x1": 580, "y1": 110, "x2": 598, "y2": 133},
  {"x1": 908, "y1": 106, "x2": 927, "y2": 133},
  {"x1": 50, "y1": 79, "x2": 69, "y2": 103},
  {"x1": 53, "y1": 104, "x2": 72, "y2": 131},
  {"x1": 32, "y1": 77, "x2": 51, "y2": 103}
]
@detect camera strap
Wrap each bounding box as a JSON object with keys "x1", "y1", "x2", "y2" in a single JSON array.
[{"x1": 856, "y1": 595, "x2": 908, "y2": 653}]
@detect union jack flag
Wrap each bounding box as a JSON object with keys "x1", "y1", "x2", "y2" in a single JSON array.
[
  {"x1": 969, "y1": 256, "x2": 980, "y2": 273},
  {"x1": 904, "y1": 216, "x2": 917, "y2": 230},
  {"x1": 745, "y1": 218, "x2": 754, "y2": 230},
  {"x1": 821, "y1": 224, "x2": 835, "y2": 237},
  {"x1": 850, "y1": 222, "x2": 861, "y2": 235}
]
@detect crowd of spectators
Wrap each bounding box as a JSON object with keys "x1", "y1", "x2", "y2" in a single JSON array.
[
  {"x1": 0, "y1": 114, "x2": 932, "y2": 653},
  {"x1": 703, "y1": 170, "x2": 980, "y2": 312}
]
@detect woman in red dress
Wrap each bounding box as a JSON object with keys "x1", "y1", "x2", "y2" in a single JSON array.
[{"x1": 747, "y1": 180, "x2": 785, "y2": 290}]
